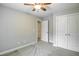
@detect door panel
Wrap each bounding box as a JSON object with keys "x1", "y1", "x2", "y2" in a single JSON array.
[
  {"x1": 41, "y1": 20, "x2": 48, "y2": 42},
  {"x1": 56, "y1": 15, "x2": 68, "y2": 48},
  {"x1": 68, "y1": 14, "x2": 78, "y2": 51}
]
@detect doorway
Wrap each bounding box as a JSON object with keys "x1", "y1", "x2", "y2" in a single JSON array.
[{"x1": 37, "y1": 21, "x2": 41, "y2": 41}]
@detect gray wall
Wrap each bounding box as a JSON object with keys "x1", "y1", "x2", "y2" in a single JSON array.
[{"x1": 0, "y1": 6, "x2": 41, "y2": 52}]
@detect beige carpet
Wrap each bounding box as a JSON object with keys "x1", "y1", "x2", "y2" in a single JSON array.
[{"x1": 3, "y1": 41, "x2": 79, "y2": 56}]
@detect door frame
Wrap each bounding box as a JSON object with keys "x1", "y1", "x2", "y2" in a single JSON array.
[{"x1": 46, "y1": 20, "x2": 49, "y2": 43}]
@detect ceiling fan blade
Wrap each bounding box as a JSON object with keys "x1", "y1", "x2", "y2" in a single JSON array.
[
  {"x1": 24, "y1": 3, "x2": 34, "y2": 6},
  {"x1": 41, "y1": 7, "x2": 46, "y2": 11},
  {"x1": 42, "y1": 3, "x2": 52, "y2": 5}
]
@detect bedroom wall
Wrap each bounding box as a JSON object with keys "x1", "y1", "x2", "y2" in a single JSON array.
[{"x1": 0, "y1": 6, "x2": 41, "y2": 52}]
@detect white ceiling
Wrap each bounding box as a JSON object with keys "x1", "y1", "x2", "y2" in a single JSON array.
[{"x1": 1, "y1": 3, "x2": 79, "y2": 18}]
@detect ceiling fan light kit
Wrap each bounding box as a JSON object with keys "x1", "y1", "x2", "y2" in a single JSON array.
[
  {"x1": 34, "y1": 5, "x2": 41, "y2": 9},
  {"x1": 24, "y1": 3, "x2": 52, "y2": 11}
]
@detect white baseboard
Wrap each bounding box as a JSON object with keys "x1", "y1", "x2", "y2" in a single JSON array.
[
  {"x1": 53, "y1": 44, "x2": 79, "y2": 52},
  {"x1": 0, "y1": 42, "x2": 36, "y2": 55},
  {"x1": 53, "y1": 43, "x2": 58, "y2": 47},
  {"x1": 49, "y1": 40, "x2": 53, "y2": 43}
]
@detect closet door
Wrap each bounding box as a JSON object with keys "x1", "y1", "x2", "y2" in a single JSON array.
[
  {"x1": 56, "y1": 15, "x2": 68, "y2": 48},
  {"x1": 68, "y1": 14, "x2": 78, "y2": 51}
]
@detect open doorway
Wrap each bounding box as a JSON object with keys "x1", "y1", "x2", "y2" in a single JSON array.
[{"x1": 37, "y1": 21, "x2": 41, "y2": 41}]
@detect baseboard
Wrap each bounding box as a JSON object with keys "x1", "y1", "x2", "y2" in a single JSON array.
[
  {"x1": 53, "y1": 43, "x2": 58, "y2": 47},
  {"x1": 53, "y1": 44, "x2": 79, "y2": 52},
  {"x1": 0, "y1": 42, "x2": 36, "y2": 55},
  {"x1": 41, "y1": 39, "x2": 48, "y2": 42},
  {"x1": 49, "y1": 40, "x2": 53, "y2": 43}
]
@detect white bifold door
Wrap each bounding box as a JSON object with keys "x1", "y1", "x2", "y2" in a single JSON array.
[
  {"x1": 56, "y1": 15, "x2": 68, "y2": 49},
  {"x1": 41, "y1": 20, "x2": 48, "y2": 42},
  {"x1": 68, "y1": 14, "x2": 78, "y2": 51},
  {"x1": 55, "y1": 14, "x2": 79, "y2": 52}
]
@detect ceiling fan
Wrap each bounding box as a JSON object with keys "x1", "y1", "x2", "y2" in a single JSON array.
[{"x1": 24, "y1": 3, "x2": 52, "y2": 11}]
